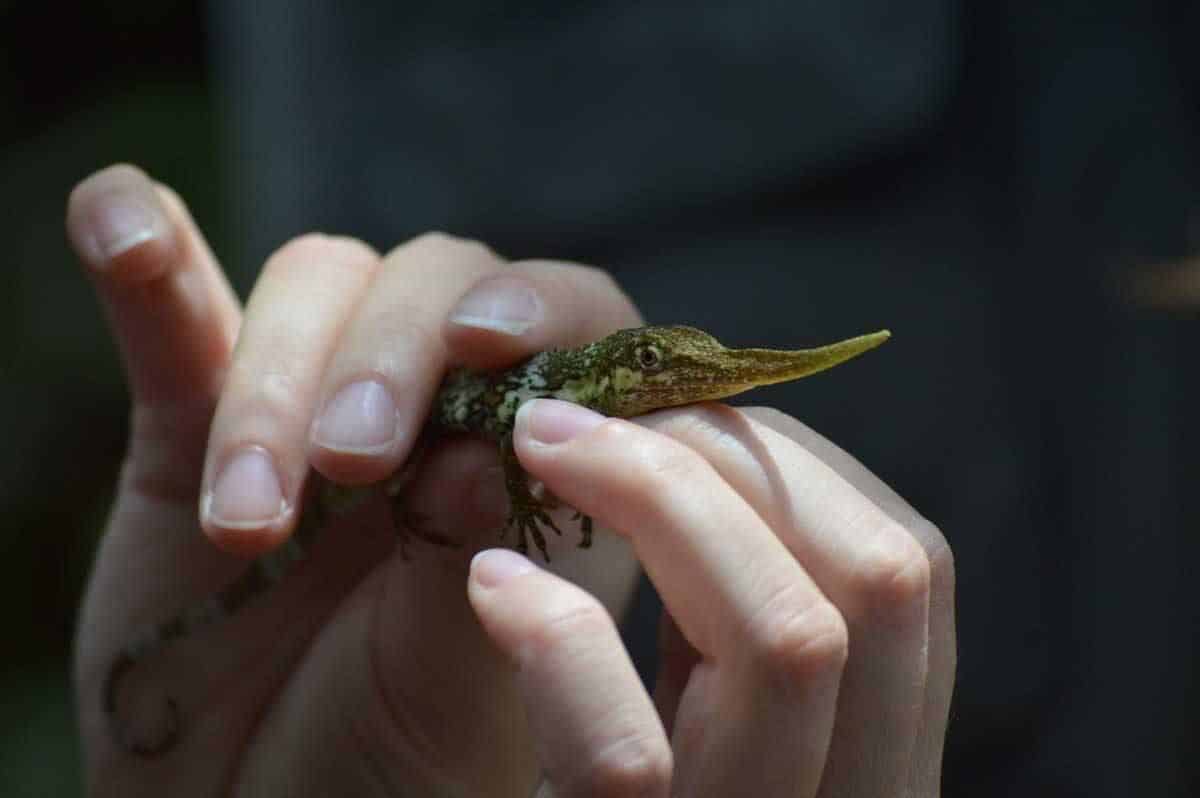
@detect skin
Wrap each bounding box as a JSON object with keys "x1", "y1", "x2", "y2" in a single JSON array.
[{"x1": 69, "y1": 163, "x2": 955, "y2": 797}]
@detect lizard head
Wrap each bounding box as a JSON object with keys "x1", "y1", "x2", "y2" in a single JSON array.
[{"x1": 587, "y1": 325, "x2": 891, "y2": 418}]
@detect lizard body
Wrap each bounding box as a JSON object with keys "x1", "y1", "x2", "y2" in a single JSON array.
[{"x1": 104, "y1": 324, "x2": 889, "y2": 755}]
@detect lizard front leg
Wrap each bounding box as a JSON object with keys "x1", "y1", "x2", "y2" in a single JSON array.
[{"x1": 500, "y1": 434, "x2": 566, "y2": 561}]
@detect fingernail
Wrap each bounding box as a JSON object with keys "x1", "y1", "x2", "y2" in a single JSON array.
[
  {"x1": 311, "y1": 380, "x2": 399, "y2": 454},
  {"x1": 517, "y1": 398, "x2": 606, "y2": 445},
  {"x1": 203, "y1": 447, "x2": 288, "y2": 529},
  {"x1": 85, "y1": 180, "x2": 170, "y2": 262},
  {"x1": 448, "y1": 277, "x2": 542, "y2": 336},
  {"x1": 471, "y1": 548, "x2": 535, "y2": 587}
]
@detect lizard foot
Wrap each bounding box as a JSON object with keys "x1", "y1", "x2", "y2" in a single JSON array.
[
  {"x1": 504, "y1": 501, "x2": 565, "y2": 563},
  {"x1": 533, "y1": 483, "x2": 592, "y2": 549}
]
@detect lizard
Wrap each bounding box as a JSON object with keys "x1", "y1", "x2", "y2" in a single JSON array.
[{"x1": 103, "y1": 324, "x2": 890, "y2": 755}]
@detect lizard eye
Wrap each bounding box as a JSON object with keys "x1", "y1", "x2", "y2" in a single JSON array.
[{"x1": 636, "y1": 345, "x2": 662, "y2": 370}]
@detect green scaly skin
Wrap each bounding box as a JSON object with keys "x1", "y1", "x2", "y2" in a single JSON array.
[{"x1": 104, "y1": 324, "x2": 890, "y2": 755}]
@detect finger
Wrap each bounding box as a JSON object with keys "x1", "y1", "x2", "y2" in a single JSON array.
[
  {"x1": 443, "y1": 259, "x2": 642, "y2": 369},
  {"x1": 67, "y1": 165, "x2": 245, "y2": 763},
  {"x1": 515, "y1": 399, "x2": 846, "y2": 797},
  {"x1": 309, "y1": 248, "x2": 645, "y2": 484},
  {"x1": 640, "y1": 405, "x2": 934, "y2": 796},
  {"x1": 740, "y1": 407, "x2": 955, "y2": 795},
  {"x1": 201, "y1": 234, "x2": 379, "y2": 554},
  {"x1": 467, "y1": 549, "x2": 672, "y2": 798},
  {"x1": 66, "y1": 163, "x2": 241, "y2": 495},
  {"x1": 305, "y1": 233, "x2": 505, "y2": 484}
]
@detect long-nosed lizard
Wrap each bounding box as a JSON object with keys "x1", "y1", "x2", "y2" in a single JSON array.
[{"x1": 104, "y1": 324, "x2": 889, "y2": 755}]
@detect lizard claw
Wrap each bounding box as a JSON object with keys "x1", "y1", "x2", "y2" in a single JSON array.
[
  {"x1": 571, "y1": 512, "x2": 594, "y2": 548},
  {"x1": 503, "y1": 505, "x2": 560, "y2": 562}
]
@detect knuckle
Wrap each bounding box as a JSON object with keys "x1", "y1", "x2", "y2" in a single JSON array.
[
  {"x1": 270, "y1": 232, "x2": 334, "y2": 263},
  {"x1": 655, "y1": 405, "x2": 745, "y2": 455},
  {"x1": 106, "y1": 161, "x2": 147, "y2": 180},
  {"x1": 577, "y1": 732, "x2": 672, "y2": 798},
  {"x1": 749, "y1": 586, "x2": 849, "y2": 684},
  {"x1": 927, "y1": 540, "x2": 956, "y2": 612},
  {"x1": 359, "y1": 303, "x2": 428, "y2": 342},
  {"x1": 510, "y1": 260, "x2": 629, "y2": 305},
  {"x1": 578, "y1": 263, "x2": 622, "y2": 294},
  {"x1": 637, "y1": 436, "x2": 710, "y2": 494},
  {"x1": 526, "y1": 600, "x2": 615, "y2": 659},
  {"x1": 592, "y1": 426, "x2": 720, "y2": 528},
  {"x1": 354, "y1": 312, "x2": 444, "y2": 376},
  {"x1": 914, "y1": 518, "x2": 955, "y2": 596},
  {"x1": 267, "y1": 233, "x2": 376, "y2": 276},
  {"x1": 410, "y1": 230, "x2": 457, "y2": 248},
  {"x1": 741, "y1": 405, "x2": 792, "y2": 427},
  {"x1": 325, "y1": 234, "x2": 379, "y2": 262},
  {"x1": 578, "y1": 265, "x2": 638, "y2": 320},
  {"x1": 151, "y1": 181, "x2": 187, "y2": 215},
  {"x1": 258, "y1": 370, "x2": 304, "y2": 414},
  {"x1": 405, "y1": 230, "x2": 498, "y2": 262},
  {"x1": 622, "y1": 449, "x2": 708, "y2": 517},
  {"x1": 849, "y1": 520, "x2": 932, "y2": 619},
  {"x1": 224, "y1": 360, "x2": 309, "y2": 428}
]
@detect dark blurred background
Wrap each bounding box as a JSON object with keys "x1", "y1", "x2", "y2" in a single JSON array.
[{"x1": 3, "y1": 1, "x2": 1199, "y2": 795}]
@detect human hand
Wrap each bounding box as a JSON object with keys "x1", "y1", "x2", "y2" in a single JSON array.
[
  {"x1": 68, "y1": 164, "x2": 643, "y2": 795},
  {"x1": 494, "y1": 401, "x2": 955, "y2": 796},
  {"x1": 69, "y1": 164, "x2": 953, "y2": 797}
]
